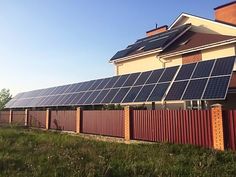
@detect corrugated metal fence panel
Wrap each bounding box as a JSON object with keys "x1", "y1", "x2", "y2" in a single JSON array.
[
  {"x1": 12, "y1": 111, "x2": 25, "y2": 125},
  {"x1": 0, "y1": 111, "x2": 9, "y2": 123},
  {"x1": 82, "y1": 110, "x2": 124, "y2": 138},
  {"x1": 223, "y1": 110, "x2": 236, "y2": 151},
  {"x1": 50, "y1": 110, "x2": 76, "y2": 132},
  {"x1": 132, "y1": 110, "x2": 213, "y2": 148},
  {"x1": 28, "y1": 111, "x2": 46, "y2": 128}
]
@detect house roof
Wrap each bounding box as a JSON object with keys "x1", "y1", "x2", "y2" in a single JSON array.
[
  {"x1": 109, "y1": 24, "x2": 191, "y2": 62},
  {"x1": 160, "y1": 31, "x2": 236, "y2": 57},
  {"x1": 169, "y1": 13, "x2": 236, "y2": 29}
]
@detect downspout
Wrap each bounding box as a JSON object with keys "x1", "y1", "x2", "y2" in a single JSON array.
[{"x1": 157, "y1": 55, "x2": 172, "y2": 109}]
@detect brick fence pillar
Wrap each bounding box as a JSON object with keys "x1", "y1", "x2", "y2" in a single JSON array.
[
  {"x1": 24, "y1": 109, "x2": 28, "y2": 126},
  {"x1": 211, "y1": 104, "x2": 224, "y2": 151},
  {"x1": 76, "y1": 107, "x2": 81, "y2": 133},
  {"x1": 124, "y1": 106, "x2": 131, "y2": 141},
  {"x1": 9, "y1": 109, "x2": 13, "y2": 124},
  {"x1": 46, "y1": 109, "x2": 50, "y2": 130}
]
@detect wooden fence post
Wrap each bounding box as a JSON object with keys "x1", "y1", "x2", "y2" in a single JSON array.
[
  {"x1": 9, "y1": 109, "x2": 13, "y2": 124},
  {"x1": 211, "y1": 104, "x2": 224, "y2": 151},
  {"x1": 46, "y1": 109, "x2": 50, "y2": 130},
  {"x1": 24, "y1": 109, "x2": 28, "y2": 126},
  {"x1": 124, "y1": 106, "x2": 131, "y2": 141},
  {"x1": 76, "y1": 107, "x2": 81, "y2": 133}
]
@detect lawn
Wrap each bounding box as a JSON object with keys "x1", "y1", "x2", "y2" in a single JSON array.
[{"x1": 0, "y1": 126, "x2": 235, "y2": 177}]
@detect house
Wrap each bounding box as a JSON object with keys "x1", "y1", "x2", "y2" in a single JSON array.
[
  {"x1": 4, "y1": 1, "x2": 236, "y2": 110},
  {"x1": 109, "y1": 1, "x2": 236, "y2": 109}
]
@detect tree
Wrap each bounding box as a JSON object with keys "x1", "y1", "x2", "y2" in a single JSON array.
[{"x1": 0, "y1": 88, "x2": 12, "y2": 110}]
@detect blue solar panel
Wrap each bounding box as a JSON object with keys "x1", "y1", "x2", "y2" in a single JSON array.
[
  {"x1": 93, "y1": 89, "x2": 110, "y2": 104},
  {"x1": 77, "y1": 91, "x2": 93, "y2": 104},
  {"x1": 101, "y1": 88, "x2": 120, "y2": 103},
  {"x1": 147, "y1": 83, "x2": 170, "y2": 102},
  {"x1": 182, "y1": 79, "x2": 208, "y2": 100},
  {"x1": 175, "y1": 63, "x2": 196, "y2": 81},
  {"x1": 165, "y1": 81, "x2": 188, "y2": 101},
  {"x1": 159, "y1": 66, "x2": 179, "y2": 83},
  {"x1": 89, "y1": 79, "x2": 104, "y2": 91},
  {"x1": 202, "y1": 76, "x2": 230, "y2": 100},
  {"x1": 134, "y1": 84, "x2": 155, "y2": 102},
  {"x1": 111, "y1": 87, "x2": 131, "y2": 103},
  {"x1": 134, "y1": 71, "x2": 152, "y2": 86},
  {"x1": 211, "y1": 56, "x2": 235, "y2": 76},
  {"x1": 113, "y1": 74, "x2": 129, "y2": 88},
  {"x1": 70, "y1": 92, "x2": 85, "y2": 105},
  {"x1": 192, "y1": 60, "x2": 215, "y2": 78},
  {"x1": 96, "y1": 78, "x2": 111, "y2": 90},
  {"x1": 123, "y1": 73, "x2": 140, "y2": 86},
  {"x1": 122, "y1": 86, "x2": 142, "y2": 103},
  {"x1": 104, "y1": 76, "x2": 120, "y2": 89},
  {"x1": 84, "y1": 90, "x2": 101, "y2": 105},
  {"x1": 146, "y1": 69, "x2": 164, "y2": 84}
]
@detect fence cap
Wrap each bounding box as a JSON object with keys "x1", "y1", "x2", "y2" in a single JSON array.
[{"x1": 211, "y1": 104, "x2": 222, "y2": 108}]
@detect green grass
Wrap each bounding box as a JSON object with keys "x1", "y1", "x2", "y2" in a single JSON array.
[{"x1": 0, "y1": 126, "x2": 235, "y2": 177}]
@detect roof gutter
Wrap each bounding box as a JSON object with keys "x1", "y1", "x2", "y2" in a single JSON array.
[
  {"x1": 109, "y1": 48, "x2": 162, "y2": 64},
  {"x1": 159, "y1": 38, "x2": 236, "y2": 59}
]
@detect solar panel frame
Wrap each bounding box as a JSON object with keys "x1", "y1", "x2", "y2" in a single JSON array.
[
  {"x1": 147, "y1": 83, "x2": 170, "y2": 102},
  {"x1": 175, "y1": 63, "x2": 196, "y2": 81},
  {"x1": 110, "y1": 87, "x2": 131, "y2": 103},
  {"x1": 211, "y1": 56, "x2": 235, "y2": 76},
  {"x1": 202, "y1": 76, "x2": 231, "y2": 100},
  {"x1": 159, "y1": 66, "x2": 179, "y2": 83},
  {"x1": 101, "y1": 88, "x2": 120, "y2": 104},
  {"x1": 134, "y1": 84, "x2": 156, "y2": 102},
  {"x1": 122, "y1": 72, "x2": 140, "y2": 87},
  {"x1": 182, "y1": 78, "x2": 208, "y2": 100},
  {"x1": 122, "y1": 86, "x2": 143, "y2": 103},
  {"x1": 133, "y1": 71, "x2": 152, "y2": 86},
  {"x1": 165, "y1": 81, "x2": 189, "y2": 101},
  {"x1": 192, "y1": 60, "x2": 215, "y2": 79}
]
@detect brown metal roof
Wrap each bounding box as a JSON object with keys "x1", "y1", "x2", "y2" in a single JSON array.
[{"x1": 161, "y1": 31, "x2": 236, "y2": 56}]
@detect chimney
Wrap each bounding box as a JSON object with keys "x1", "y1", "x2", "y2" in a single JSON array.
[
  {"x1": 146, "y1": 25, "x2": 168, "y2": 37},
  {"x1": 214, "y1": 1, "x2": 236, "y2": 26}
]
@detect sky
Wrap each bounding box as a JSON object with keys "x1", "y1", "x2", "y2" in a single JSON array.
[{"x1": 0, "y1": 0, "x2": 230, "y2": 96}]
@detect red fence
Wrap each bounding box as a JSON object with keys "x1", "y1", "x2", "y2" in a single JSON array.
[
  {"x1": 223, "y1": 110, "x2": 236, "y2": 151},
  {"x1": 132, "y1": 110, "x2": 213, "y2": 148},
  {"x1": 12, "y1": 111, "x2": 25, "y2": 125},
  {"x1": 82, "y1": 110, "x2": 124, "y2": 138},
  {"x1": 28, "y1": 111, "x2": 46, "y2": 128},
  {"x1": 50, "y1": 110, "x2": 76, "y2": 132},
  {"x1": 0, "y1": 111, "x2": 9, "y2": 123}
]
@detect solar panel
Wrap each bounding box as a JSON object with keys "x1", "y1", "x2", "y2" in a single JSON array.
[
  {"x1": 211, "y1": 56, "x2": 235, "y2": 76},
  {"x1": 159, "y1": 66, "x2": 179, "y2": 83},
  {"x1": 147, "y1": 83, "x2": 170, "y2": 102},
  {"x1": 5, "y1": 56, "x2": 235, "y2": 108},
  {"x1": 96, "y1": 78, "x2": 111, "y2": 90},
  {"x1": 93, "y1": 89, "x2": 110, "y2": 104},
  {"x1": 113, "y1": 74, "x2": 129, "y2": 88},
  {"x1": 82, "y1": 90, "x2": 100, "y2": 105},
  {"x1": 192, "y1": 60, "x2": 215, "y2": 78},
  {"x1": 133, "y1": 71, "x2": 152, "y2": 86},
  {"x1": 69, "y1": 92, "x2": 85, "y2": 105},
  {"x1": 122, "y1": 86, "x2": 142, "y2": 103},
  {"x1": 123, "y1": 72, "x2": 140, "y2": 86},
  {"x1": 146, "y1": 69, "x2": 164, "y2": 84},
  {"x1": 175, "y1": 63, "x2": 196, "y2": 81},
  {"x1": 182, "y1": 79, "x2": 208, "y2": 100},
  {"x1": 111, "y1": 87, "x2": 131, "y2": 103},
  {"x1": 104, "y1": 76, "x2": 120, "y2": 89},
  {"x1": 101, "y1": 88, "x2": 120, "y2": 103},
  {"x1": 89, "y1": 79, "x2": 104, "y2": 91},
  {"x1": 202, "y1": 76, "x2": 230, "y2": 100},
  {"x1": 165, "y1": 81, "x2": 188, "y2": 101},
  {"x1": 62, "y1": 93, "x2": 78, "y2": 106},
  {"x1": 77, "y1": 91, "x2": 93, "y2": 104},
  {"x1": 134, "y1": 84, "x2": 155, "y2": 102}
]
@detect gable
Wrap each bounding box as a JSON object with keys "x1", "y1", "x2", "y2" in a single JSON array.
[{"x1": 170, "y1": 13, "x2": 236, "y2": 36}]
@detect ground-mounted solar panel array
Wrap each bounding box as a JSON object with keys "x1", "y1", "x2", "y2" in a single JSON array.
[{"x1": 5, "y1": 56, "x2": 236, "y2": 108}]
